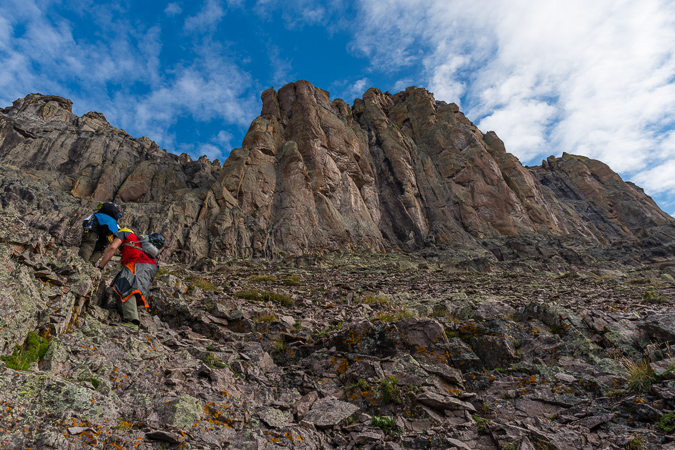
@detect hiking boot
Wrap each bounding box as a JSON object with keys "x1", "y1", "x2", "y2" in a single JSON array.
[{"x1": 120, "y1": 322, "x2": 139, "y2": 332}]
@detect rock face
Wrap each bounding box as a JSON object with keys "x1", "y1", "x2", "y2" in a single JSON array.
[{"x1": 1, "y1": 84, "x2": 674, "y2": 265}]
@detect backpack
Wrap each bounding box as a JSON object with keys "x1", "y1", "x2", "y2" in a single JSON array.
[
  {"x1": 82, "y1": 214, "x2": 96, "y2": 231},
  {"x1": 124, "y1": 233, "x2": 165, "y2": 258}
]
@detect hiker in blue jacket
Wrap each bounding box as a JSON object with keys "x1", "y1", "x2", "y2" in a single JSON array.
[{"x1": 78, "y1": 202, "x2": 122, "y2": 265}]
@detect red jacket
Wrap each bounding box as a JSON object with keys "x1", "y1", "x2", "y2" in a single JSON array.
[{"x1": 115, "y1": 229, "x2": 157, "y2": 266}]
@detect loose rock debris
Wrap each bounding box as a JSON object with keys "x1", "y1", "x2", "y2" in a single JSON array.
[{"x1": 0, "y1": 212, "x2": 675, "y2": 449}]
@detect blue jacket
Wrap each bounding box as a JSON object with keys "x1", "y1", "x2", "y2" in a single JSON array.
[{"x1": 83, "y1": 212, "x2": 119, "y2": 235}]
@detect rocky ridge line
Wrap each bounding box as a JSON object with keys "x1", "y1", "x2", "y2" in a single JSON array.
[{"x1": 1, "y1": 83, "x2": 673, "y2": 265}]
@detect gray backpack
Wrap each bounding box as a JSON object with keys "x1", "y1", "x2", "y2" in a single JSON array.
[{"x1": 124, "y1": 233, "x2": 165, "y2": 258}]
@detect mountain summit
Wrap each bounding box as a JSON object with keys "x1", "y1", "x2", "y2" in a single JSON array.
[{"x1": 1, "y1": 82, "x2": 673, "y2": 266}]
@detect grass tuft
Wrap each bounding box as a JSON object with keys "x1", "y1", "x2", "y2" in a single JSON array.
[
  {"x1": 204, "y1": 354, "x2": 228, "y2": 369},
  {"x1": 624, "y1": 435, "x2": 644, "y2": 450},
  {"x1": 472, "y1": 415, "x2": 490, "y2": 435},
  {"x1": 371, "y1": 415, "x2": 395, "y2": 432},
  {"x1": 281, "y1": 275, "x2": 301, "y2": 286},
  {"x1": 253, "y1": 313, "x2": 277, "y2": 323},
  {"x1": 249, "y1": 275, "x2": 277, "y2": 283},
  {"x1": 643, "y1": 287, "x2": 665, "y2": 304},
  {"x1": 271, "y1": 339, "x2": 285, "y2": 353},
  {"x1": 376, "y1": 309, "x2": 414, "y2": 323},
  {"x1": 624, "y1": 359, "x2": 656, "y2": 393},
  {"x1": 360, "y1": 295, "x2": 389, "y2": 305},
  {"x1": 235, "y1": 289, "x2": 293, "y2": 307},
  {"x1": 185, "y1": 275, "x2": 216, "y2": 291},
  {"x1": 380, "y1": 376, "x2": 401, "y2": 404}
]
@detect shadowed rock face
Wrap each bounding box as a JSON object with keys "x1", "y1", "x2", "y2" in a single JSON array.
[{"x1": 1, "y1": 84, "x2": 674, "y2": 264}]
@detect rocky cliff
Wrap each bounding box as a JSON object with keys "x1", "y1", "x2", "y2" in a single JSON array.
[{"x1": 1, "y1": 82, "x2": 674, "y2": 266}]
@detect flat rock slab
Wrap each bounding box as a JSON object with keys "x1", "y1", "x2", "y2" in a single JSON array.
[
  {"x1": 303, "y1": 396, "x2": 359, "y2": 428},
  {"x1": 351, "y1": 430, "x2": 384, "y2": 444},
  {"x1": 515, "y1": 399, "x2": 561, "y2": 418},
  {"x1": 259, "y1": 407, "x2": 293, "y2": 428},
  {"x1": 571, "y1": 413, "x2": 615, "y2": 429},
  {"x1": 416, "y1": 358, "x2": 464, "y2": 386},
  {"x1": 67, "y1": 427, "x2": 95, "y2": 435},
  {"x1": 446, "y1": 437, "x2": 473, "y2": 450},
  {"x1": 145, "y1": 431, "x2": 183, "y2": 444},
  {"x1": 555, "y1": 372, "x2": 577, "y2": 383},
  {"x1": 638, "y1": 313, "x2": 675, "y2": 343},
  {"x1": 416, "y1": 392, "x2": 476, "y2": 412}
]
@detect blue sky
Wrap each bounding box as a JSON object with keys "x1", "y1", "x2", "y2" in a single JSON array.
[{"x1": 2, "y1": 0, "x2": 675, "y2": 215}]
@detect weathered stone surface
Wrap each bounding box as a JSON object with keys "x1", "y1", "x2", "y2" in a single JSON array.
[
  {"x1": 303, "y1": 396, "x2": 359, "y2": 428},
  {"x1": 571, "y1": 413, "x2": 615, "y2": 429},
  {"x1": 350, "y1": 429, "x2": 384, "y2": 444},
  {"x1": 446, "y1": 337, "x2": 483, "y2": 372},
  {"x1": 259, "y1": 407, "x2": 293, "y2": 428},
  {"x1": 145, "y1": 430, "x2": 183, "y2": 443},
  {"x1": 416, "y1": 392, "x2": 476, "y2": 412},
  {"x1": 469, "y1": 335, "x2": 519, "y2": 369},
  {"x1": 158, "y1": 395, "x2": 203, "y2": 428},
  {"x1": 294, "y1": 391, "x2": 319, "y2": 420},
  {"x1": 651, "y1": 358, "x2": 675, "y2": 379},
  {"x1": 639, "y1": 313, "x2": 675, "y2": 343}
]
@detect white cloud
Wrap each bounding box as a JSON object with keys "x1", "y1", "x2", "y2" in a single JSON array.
[
  {"x1": 352, "y1": 0, "x2": 675, "y2": 206},
  {"x1": 164, "y1": 3, "x2": 182, "y2": 16},
  {"x1": 392, "y1": 78, "x2": 414, "y2": 92},
  {"x1": 215, "y1": 130, "x2": 234, "y2": 145},
  {"x1": 632, "y1": 161, "x2": 675, "y2": 197},
  {"x1": 184, "y1": 0, "x2": 225, "y2": 32},
  {"x1": 197, "y1": 143, "x2": 223, "y2": 160},
  {"x1": 479, "y1": 99, "x2": 557, "y2": 162},
  {"x1": 253, "y1": 0, "x2": 346, "y2": 29},
  {"x1": 336, "y1": 78, "x2": 369, "y2": 103},
  {"x1": 267, "y1": 44, "x2": 293, "y2": 87}
]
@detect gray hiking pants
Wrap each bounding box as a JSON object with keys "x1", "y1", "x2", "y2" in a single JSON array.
[{"x1": 116, "y1": 294, "x2": 139, "y2": 325}]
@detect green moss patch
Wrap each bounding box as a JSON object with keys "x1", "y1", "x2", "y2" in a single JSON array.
[
  {"x1": 659, "y1": 413, "x2": 675, "y2": 433},
  {"x1": 204, "y1": 354, "x2": 228, "y2": 369},
  {"x1": 1, "y1": 331, "x2": 49, "y2": 370},
  {"x1": 371, "y1": 415, "x2": 395, "y2": 431}
]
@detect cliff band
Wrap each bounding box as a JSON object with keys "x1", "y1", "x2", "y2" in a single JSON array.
[{"x1": 0, "y1": 81, "x2": 673, "y2": 265}]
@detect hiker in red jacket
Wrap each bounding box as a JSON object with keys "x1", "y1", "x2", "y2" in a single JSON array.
[{"x1": 98, "y1": 228, "x2": 163, "y2": 332}]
